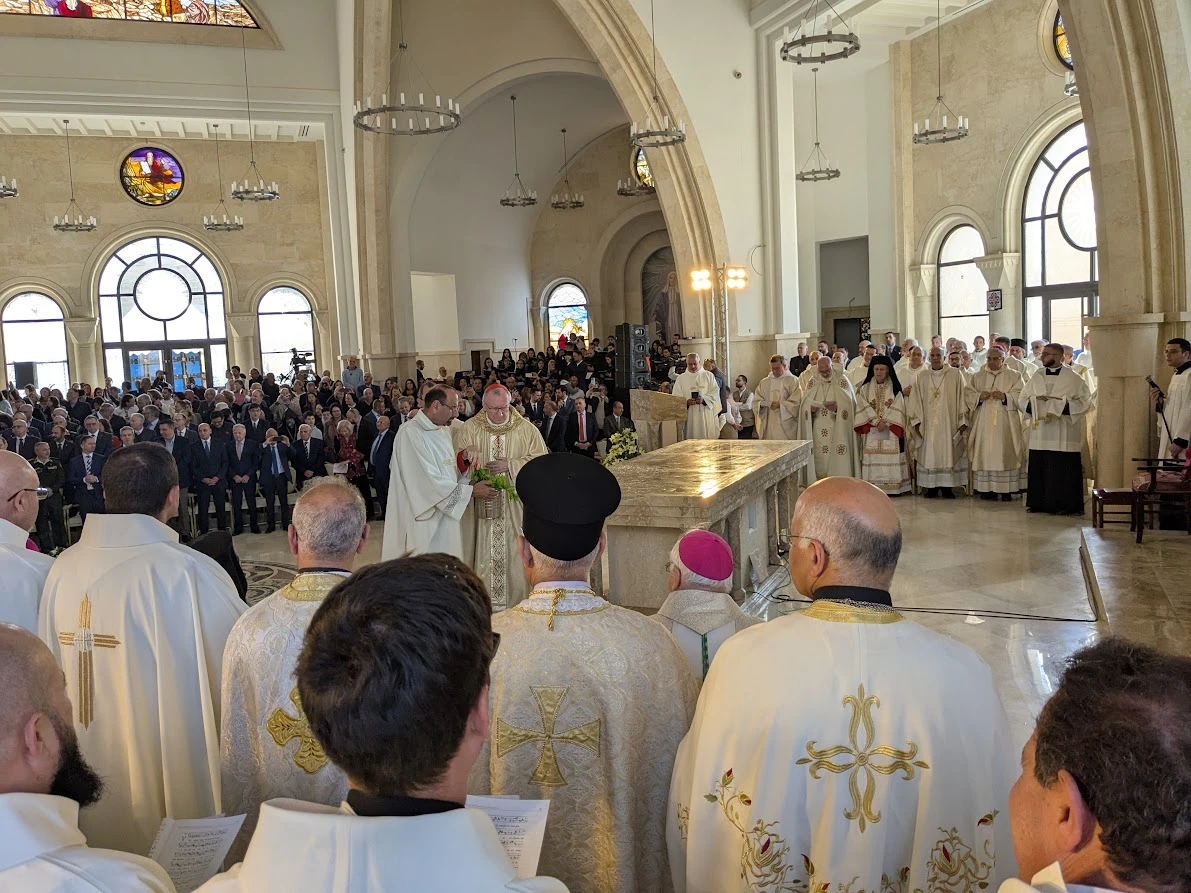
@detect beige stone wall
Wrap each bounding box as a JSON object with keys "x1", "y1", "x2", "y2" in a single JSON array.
[{"x1": 0, "y1": 132, "x2": 337, "y2": 381}]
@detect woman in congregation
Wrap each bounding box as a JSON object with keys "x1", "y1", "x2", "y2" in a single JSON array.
[
  {"x1": 853, "y1": 355, "x2": 912, "y2": 495},
  {"x1": 327, "y1": 418, "x2": 374, "y2": 518}
]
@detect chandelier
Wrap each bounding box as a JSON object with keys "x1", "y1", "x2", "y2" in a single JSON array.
[
  {"x1": 0, "y1": 175, "x2": 15, "y2": 199},
  {"x1": 631, "y1": 0, "x2": 686, "y2": 149},
  {"x1": 52, "y1": 119, "x2": 96, "y2": 233},
  {"x1": 499, "y1": 96, "x2": 537, "y2": 208},
  {"x1": 204, "y1": 126, "x2": 244, "y2": 233},
  {"x1": 912, "y1": 0, "x2": 969, "y2": 145},
  {"x1": 550, "y1": 129, "x2": 584, "y2": 210},
  {"x1": 353, "y1": 0, "x2": 460, "y2": 137},
  {"x1": 780, "y1": 0, "x2": 860, "y2": 66},
  {"x1": 232, "y1": 32, "x2": 280, "y2": 202},
  {"x1": 795, "y1": 68, "x2": 840, "y2": 183}
]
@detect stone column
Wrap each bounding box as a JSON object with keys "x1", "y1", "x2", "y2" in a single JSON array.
[
  {"x1": 1088, "y1": 316, "x2": 1164, "y2": 486},
  {"x1": 975, "y1": 253, "x2": 1021, "y2": 336},
  {"x1": 64, "y1": 318, "x2": 101, "y2": 385},
  {"x1": 907, "y1": 264, "x2": 937, "y2": 341},
  {"x1": 225, "y1": 314, "x2": 259, "y2": 373}
]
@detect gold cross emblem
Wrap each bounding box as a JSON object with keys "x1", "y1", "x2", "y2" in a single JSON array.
[
  {"x1": 495, "y1": 686, "x2": 601, "y2": 787},
  {"x1": 266, "y1": 687, "x2": 329, "y2": 775},
  {"x1": 57, "y1": 596, "x2": 120, "y2": 729},
  {"x1": 796, "y1": 684, "x2": 929, "y2": 832}
]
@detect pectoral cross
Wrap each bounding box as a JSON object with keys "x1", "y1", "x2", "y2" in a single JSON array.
[
  {"x1": 266, "y1": 687, "x2": 329, "y2": 775},
  {"x1": 495, "y1": 685, "x2": 601, "y2": 787},
  {"x1": 57, "y1": 596, "x2": 120, "y2": 729}
]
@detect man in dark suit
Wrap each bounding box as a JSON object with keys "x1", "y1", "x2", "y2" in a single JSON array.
[
  {"x1": 884, "y1": 331, "x2": 902, "y2": 363},
  {"x1": 357, "y1": 402, "x2": 381, "y2": 459},
  {"x1": 367, "y1": 414, "x2": 395, "y2": 520},
  {"x1": 789, "y1": 343, "x2": 811, "y2": 377},
  {"x1": 193, "y1": 421, "x2": 229, "y2": 533},
  {"x1": 158, "y1": 419, "x2": 196, "y2": 540},
  {"x1": 130, "y1": 413, "x2": 161, "y2": 443},
  {"x1": 64, "y1": 388, "x2": 91, "y2": 426},
  {"x1": 290, "y1": 424, "x2": 327, "y2": 489},
  {"x1": 243, "y1": 404, "x2": 270, "y2": 445},
  {"x1": 5, "y1": 419, "x2": 38, "y2": 459},
  {"x1": 67, "y1": 435, "x2": 105, "y2": 522},
  {"x1": 392, "y1": 398, "x2": 413, "y2": 430},
  {"x1": 540, "y1": 401, "x2": 566, "y2": 453},
  {"x1": 257, "y1": 428, "x2": 294, "y2": 533},
  {"x1": 564, "y1": 395, "x2": 599, "y2": 459},
  {"x1": 525, "y1": 388, "x2": 545, "y2": 425},
  {"x1": 47, "y1": 423, "x2": 76, "y2": 467},
  {"x1": 80, "y1": 415, "x2": 113, "y2": 458},
  {"x1": 226, "y1": 424, "x2": 261, "y2": 535},
  {"x1": 601, "y1": 400, "x2": 635, "y2": 440}
]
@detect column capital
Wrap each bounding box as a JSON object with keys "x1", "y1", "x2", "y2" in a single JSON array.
[{"x1": 63, "y1": 317, "x2": 99, "y2": 345}]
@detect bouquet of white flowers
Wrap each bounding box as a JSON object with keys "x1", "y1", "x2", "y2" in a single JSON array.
[{"x1": 603, "y1": 429, "x2": 642, "y2": 467}]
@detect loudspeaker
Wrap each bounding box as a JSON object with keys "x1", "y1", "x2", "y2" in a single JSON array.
[
  {"x1": 11, "y1": 362, "x2": 36, "y2": 390},
  {"x1": 615, "y1": 323, "x2": 651, "y2": 390}
]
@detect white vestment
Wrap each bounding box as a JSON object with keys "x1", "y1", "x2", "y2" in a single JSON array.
[
  {"x1": 0, "y1": 793, "x2": 172, "y2": 892},
  {"x1": 1159, "y1": 365, "x2": 1191, "y2": 458},
  {"x1": 220, "y1": 572, "x2": 352, "y2": 864},
  {"x1": 199, "y1": 799, "x2": 568, "y2": 893},
  {"x1": 653, "y1": 589, "x2": 761, "y2": 683},
  {"x1": 998, "y1": 862, "x2": 1120, "y2": 893},
  {"x1": 38, "y1": 514, "x2": 245, "y2": 856},
  {"x1": 0, "y1": 517, "x2": 53, "y2": 632},
  {"x1": 382, "y1": 411, "x2": 472, "y2": 560},
  {"x1": 668, "y1": 599, "x2": 1017, "y2": 893},
  {"x1": 753, "y1": 372, "x2": 800, "y2": 440},
  {"x1": 845, "y1": 362, "x2": 872, "y2": 389},
  {"x1": 673, "y1": 370, "x2": 722, "y2": 440},
  {"x1": 800, "y1": 371, "x2": 860, "y2": 479},
  {"x1": 971, "y1": 348, "x2": 989, "y2": 367},
  {"x1": 907, "y1": 366, "x2": 969, "y2": 488},
  {"x1": 853, "y1": 381, "x2": 911, "y2": 495},
  {"x1": 1018, "y1": 366, "x2": 1093, "y2": 453},
  {"x1": 967, "y1": 366, "x2": 1027, "y2": 493}
]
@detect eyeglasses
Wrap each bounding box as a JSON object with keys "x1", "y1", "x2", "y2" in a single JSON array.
[
  {"x1": 6, "y1": 487, "x2": 50, "y2": 503},
  {"x1": 789, "y1": 534, "x2": 831, "y2": 558}
]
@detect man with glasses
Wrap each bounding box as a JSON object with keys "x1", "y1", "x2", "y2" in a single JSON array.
[
  {"x1": 0, "y1": 451, "x2": 54, "y2": 631},
  {"x1": 669, "y1": 477, "x2": 1015, "y2": 892},
  {"x1": 67, "y1": 434, "x2": 105, "y2": 522}
]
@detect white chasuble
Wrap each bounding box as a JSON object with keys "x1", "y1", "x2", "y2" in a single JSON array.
[
  {"x1": 852, "y1": 382, "x2": 911, "y2": 495},
  {"x1": 453, "y1": 413, "x2": 548, "y2": 611},
  {"x1": 754, "y1": 373, "x2": 801, "y2": 441},
  {"x1": 38, "y1": 514, "x2": 245, "y2": 855},
  {"x1": 1159, "y1": 365, "x2": 1191, "y2": 458},
  {"x1": 382, "y1": 411, "x2": 472, "y2": 560},
  {"x1": 0, "y1": 517, "x2": 53, "y2": 632},
  {"x1": 470, "y1": 586, "x2": 699, "y2": 893},
  {"x1": 906, "y1": 366, "x2": 969, "y2": 488},
  {"x1": 799, "y1": 372, "x2": 860, "y2": 479},
  {"x1": 1018, "y1": 366, "x2": 1093, "y2": 454},
  {"x1": 668, "y1": 601, "x2": 1016, "y2": 893},
  {"x1": 966, "y1": 367, "x2": 1027, "y2": 494},
  {"x1": 673, "y1": 370, "x2": 723, "y2": 440},
  {"x1": 220, "y1": 572, "x2": 351, "y2": 865}
]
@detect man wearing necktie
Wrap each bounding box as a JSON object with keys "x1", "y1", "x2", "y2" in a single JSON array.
[
  {"x1": 367, "y1": 415, "x2": 395, "y2": 521},
  {"x1": 601, "y1": 400, "x2": 635, "y2": 443},
  {"x1": 227, "y1": 424, "x2": 261, "y2": 535},
  {"x1": 67, "y1": 434, "x2": 105, "y2": 521},
  {"x1": 257, "y1": 428, "x2": 294, "y2": 533},
  {"x1": 195, "y1": 421, "x2": 229, "y2": 533},
  {"x1": 565, "y1": 396, "x2": 599, "y2": 459},
  {"x1": 291, "y1": 424, "x2": 327, "y2": 489}
]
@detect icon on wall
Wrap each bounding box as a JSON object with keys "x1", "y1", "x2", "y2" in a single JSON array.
[
  {"x1": 987, "y1": 289, "x2": 1003, "y2": 312},
  {"x1": 120, "y1": 147, "x2": 184, "y2": 206}
]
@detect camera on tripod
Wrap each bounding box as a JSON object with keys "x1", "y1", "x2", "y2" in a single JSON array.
[{"x1": 289, "y1": 348, "x2": 314, "y2": 368}]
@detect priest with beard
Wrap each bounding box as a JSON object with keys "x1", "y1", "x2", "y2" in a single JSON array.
[
  {"x1": 453, "y1": 385, "x2": 547, "y2": 611},
  {"x1": 907, "y1": 347, "x2": 969, "y2": 498},
  {"x1": 39, "y1": 443, "x2": 246, "y2": 855},
  {"x1": 667, "y1": 478, "x2": 1016, "y2": 892},
  {"x1": 754, "y1": 354, "x2": 801, "y2": 441},
  {"x1": 799, "y1": 356, "x2": 860, "y2": 480},
  {"x1": 470, "y1": 452, "x2": 698, "y2": 893},
  {"x1": 0, "y1": 625, "x2": 171, "y2": 891},
  {"x1": 853, "y1": 356, "x2": 911, "y2": 495},
  {"x1": 672, "y1": 353, "x2": 722, "y2": 440},
  {"x1": 966, "y1": 348, "x2": 1027, "y2": 500},
  {"x1": 1018, "y1": 343, "x2": 1092, "y2": 515}
]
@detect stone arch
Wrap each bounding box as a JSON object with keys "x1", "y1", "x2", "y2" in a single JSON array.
[{"x1": 915, "y1": 205, "x2": 994, "y2": 267}]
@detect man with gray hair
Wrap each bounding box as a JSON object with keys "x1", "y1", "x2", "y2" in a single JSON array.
[
  {"x1": 220, "y1": 476, "x2": 368, "y2": 863},
  {"x1": 669, "y1": 477, "x2": 1016, "y2": 892}
]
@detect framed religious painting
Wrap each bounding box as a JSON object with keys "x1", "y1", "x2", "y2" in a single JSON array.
[{"x1": 120, "y1": 147, "x2": 184, "y2": 206}]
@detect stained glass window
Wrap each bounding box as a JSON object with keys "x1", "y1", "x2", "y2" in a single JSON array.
[
  {"x1": 634, "y1": 147, "x2": 654, "y2": 188},
  {"x1": 1054, "y1": 13, "x2": 1073, "y2": 70},
  {"x1": 121, "y1": 147, "x2": 184, "y2": 206},
  {"x1": 2, "y1": 292, "x2": 70, "y2": 391},
  {"x1": 0, "y1": 0, "x2": 258, "y2": 28},
  {"x1": 258, "y1": 286, "x2": 315, "y2": 379},
  {"x1": 546, "y1": 283, "x2": 590, "y2": 346},
  {"x1": 937, "y1": 225, "x2": 989, "y2": 350},
  {"x1": 98, "y1": 235, "x2": 228, "y2": 390},
  {"x1": 1022, "y1": 121, "x2": 1098, "y2": 344}
]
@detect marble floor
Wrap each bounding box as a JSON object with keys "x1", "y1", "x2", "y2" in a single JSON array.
[{"x1": 232, "y1": 497, "x2": 1127, "y2": 752}]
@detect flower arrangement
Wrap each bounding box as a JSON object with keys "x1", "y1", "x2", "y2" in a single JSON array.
[
  {"x1": 470, "y1": 466, "x2": 520, "y2": 502},
  {"x1": 603, "y1": 429, "x2": 642, "y2": 467}
]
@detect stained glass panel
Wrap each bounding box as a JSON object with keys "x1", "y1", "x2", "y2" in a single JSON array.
[
  {"x1": 634, "y1": 148, "x2": 654, "y2": 188},
  {"x1": 121, "y1": 147, "x2": 184, "y2": 207},
  {"x1": 0, "y1": 0, "x2": 259, "y2": 28},
  {"x1": 1054, "y1": 13, "x2": 1073, "y2": 70}
]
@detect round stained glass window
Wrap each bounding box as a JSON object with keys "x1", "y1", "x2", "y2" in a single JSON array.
[
  {"x1": 1054, "y1": 13, "x2": 1073, "y2": 70},
  {"x1": 120, "y1": 147, "x2": 185, "y2": 207},
  {"x1": 135, "y1": 268, "x2": 192, "y2": 321}
]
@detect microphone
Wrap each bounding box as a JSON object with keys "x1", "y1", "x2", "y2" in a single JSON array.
[{"x1": 1146, "y1": 375, "x2": 1166, "y2": 400}]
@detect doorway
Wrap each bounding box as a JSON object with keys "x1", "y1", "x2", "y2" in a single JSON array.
[{"x1": 833, "y1": 318, "x2": 863, "y2": 359}]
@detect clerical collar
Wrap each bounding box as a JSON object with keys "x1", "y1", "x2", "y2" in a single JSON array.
[
  {"x1": 1045, "y1": 368, "x2": 1061, "y2": 376},
  {"x1": 297, "y1": 567, "x2": 352, "y2": 576},
  {"x1": 345, "y1": 790, "x2": 463, "y2": 818},
  {"x1": 811, "y1": 585, "x2": 893, "y2": 607},
  {"x1": 1177, "y1": 360, "x2": 1191, "y2": 375}
]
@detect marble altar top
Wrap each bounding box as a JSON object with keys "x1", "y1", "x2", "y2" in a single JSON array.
[{"x1": 607, "y1": 440, "x2": 811, "y2": 527}]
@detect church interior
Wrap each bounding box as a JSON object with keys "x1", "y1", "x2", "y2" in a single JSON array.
[{"x1": 1, "y1": 1, "x2": 1190, "y2": 878}]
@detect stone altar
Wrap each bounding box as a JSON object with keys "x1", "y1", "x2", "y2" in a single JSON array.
[
  {"x1": 629, "y1": 389, "x2": 688, "y2": 452},
  {"x1": 602, "y1": 439, "x2": 812, "y2": 610}
]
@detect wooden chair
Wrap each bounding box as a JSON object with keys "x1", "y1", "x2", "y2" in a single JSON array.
[
  {"x1": 1130, "y1": 457, "x2": 1191, "y2": 543},
  {"x1": 1091, "y1": 488, "x2": 1136, "y2": 528}
]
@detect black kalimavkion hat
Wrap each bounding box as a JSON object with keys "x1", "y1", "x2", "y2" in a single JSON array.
[{"x1": 516, "y1": 452, "x2": 622, "y2": 561}]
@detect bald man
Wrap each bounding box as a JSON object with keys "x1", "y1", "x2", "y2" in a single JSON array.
[
  {"x1": 0, "y1": 626, "x2": 171, "y2": 891},
  {"x1": 0, "y1": 452, "x2": 54, "y2": 632},
  {"x1": 669, "y1": 478, "x2": 1016, "y2": 891}
]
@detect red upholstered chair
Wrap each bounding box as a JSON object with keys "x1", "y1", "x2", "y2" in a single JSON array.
[{"x1": 1130, "y1": 456, "x2": 1191, "y2": 543}]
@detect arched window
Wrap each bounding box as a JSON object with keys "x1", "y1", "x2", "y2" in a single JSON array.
[
  {"x1": 937, "y1": 225, "x2": 988, "y2": 350},
  {"x1": 98, "y1": 236, "x2": 228, "y2": 391},
  {"x1": 1022, "y1": 121, "x2": 1097, "y2": 347},
  {"x1": 546, "y1": 283, "x2": 590, "y2": 346},
  {"x1": 258, "y1": 286, "x2": 315, "y2": 379},
  {"x1": 633, "y1": 147, "x2": 654, "y2": 189},
  {"x1": 2, "y1": 293, "x2": 69, "y2": 391},
  {"x1": 1053, "y1": 12, "x2": 1073, "y2": 70}
]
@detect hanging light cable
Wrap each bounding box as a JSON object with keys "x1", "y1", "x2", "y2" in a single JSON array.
[
  {"x1": 795, "y1": 68, "x2": 840, "y2": 183},
  {"x1": 780, "y1": 0, "x2": 860, "y2": 66},
  {"x1": 551, "y1": 129, "x2": 584, "y2": 210},
  {"x1": 912, "y1": 0, "x2": 969, "y2": 145},
  {"x1": 232, "y1": 30, "x2": 280, "y2": 201},
  {"x1": 631, "y1": 0, "x2": 686, "y2": 149},
  {"x1": 204, "y1": 125, "x2": 244, "y2": 232},
  {"x1": 499, "y1": 96, "x2": 537, "y2": 208},
  {"x1": 52, "y1": 119, "x2": 96, "y2": 233}
]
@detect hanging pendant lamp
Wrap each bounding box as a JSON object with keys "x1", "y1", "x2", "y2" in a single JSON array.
[
  {"x1": 795, "y1": 68, "x2": 840, "y2": 183},
  {"x1": 499, "y1": 96, "x2": 537, "y2": 208},
  {"x1": 912, "y1": 0, "x2": 969, "y2": 145}
]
